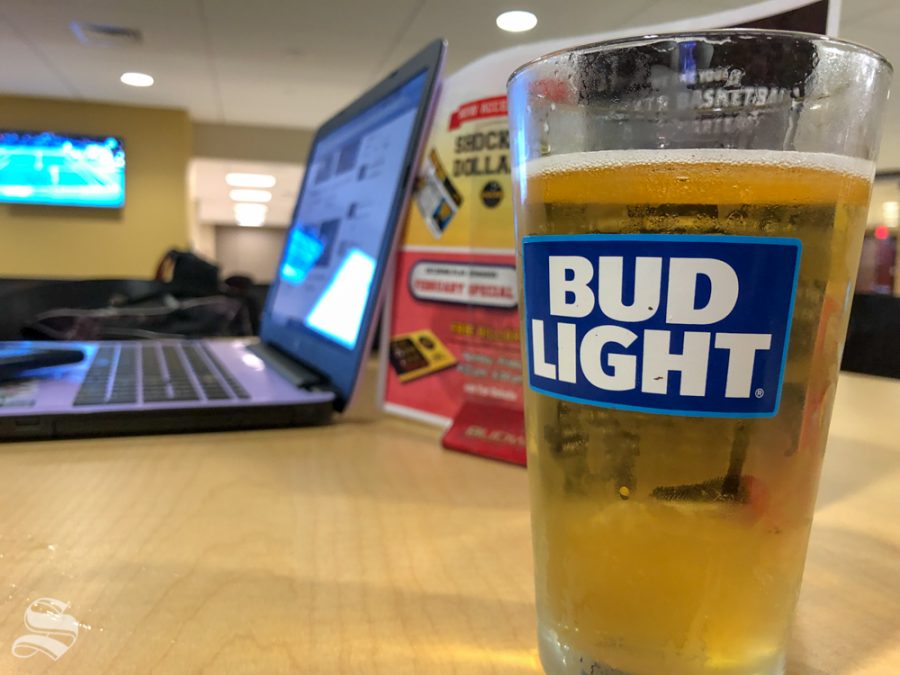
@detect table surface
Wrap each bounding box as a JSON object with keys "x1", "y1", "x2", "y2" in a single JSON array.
[{"x1": 0, "y1": 369, "x2": 898, "y2": 674}]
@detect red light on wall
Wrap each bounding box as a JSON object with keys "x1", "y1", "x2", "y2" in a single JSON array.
[{"x1": 874, "y1": 225, "x2": 890, "y2": 240}]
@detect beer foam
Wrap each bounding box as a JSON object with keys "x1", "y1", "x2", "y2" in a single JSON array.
[{"x1": 522, "y1": 148, "x2": 875, "y2": 182}]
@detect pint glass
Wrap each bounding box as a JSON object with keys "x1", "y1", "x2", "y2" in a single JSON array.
[{"x1": 507, "y1": 31, "x2": 891, "y2": 675}]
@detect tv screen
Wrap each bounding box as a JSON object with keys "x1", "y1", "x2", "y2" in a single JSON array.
[{"x1": 0, "y1": 130, "x2": 125, "y2": 208}]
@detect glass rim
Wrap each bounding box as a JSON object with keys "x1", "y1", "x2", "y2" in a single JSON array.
[{"x1": 507, "y1": 28, "x2": 893, "y2": 86}]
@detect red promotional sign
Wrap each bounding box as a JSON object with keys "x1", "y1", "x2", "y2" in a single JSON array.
[{"x1": 448, "y1": 96, "x2": 508, "y2": 130}]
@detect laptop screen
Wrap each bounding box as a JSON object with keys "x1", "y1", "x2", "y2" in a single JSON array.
[{"x1": 268, "y1": 71, "x2": 428, "y2": 350}]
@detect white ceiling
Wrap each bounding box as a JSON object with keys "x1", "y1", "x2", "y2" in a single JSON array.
[
  {"x1": 1, "y1": 0, "x2": 899, "y2": 166},
  {"x1": 4, "y1": 0, "x2": 900, "y2": 229}
]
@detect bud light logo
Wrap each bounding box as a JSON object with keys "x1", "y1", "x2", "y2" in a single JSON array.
[{"x1": 522, "y1": 234, "x2": 801, "y2": 417}]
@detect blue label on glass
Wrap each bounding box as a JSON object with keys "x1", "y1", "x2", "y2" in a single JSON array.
[{"x1": 522, "y1": 234, "x2": 801, "y2": 418}]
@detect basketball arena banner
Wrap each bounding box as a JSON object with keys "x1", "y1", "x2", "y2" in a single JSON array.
[{"x1": 380, "y1": 0, "x2": 839, "y2": 465}]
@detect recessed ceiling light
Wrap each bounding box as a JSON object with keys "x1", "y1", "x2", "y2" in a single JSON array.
[
  {"x1": 226, "y1": 172, "x2": 277, "y2": 189},
  {"x1": 120, "y1": 71, "x2": 154, "y2": 87},
  {"x1": 496, "y1": 10, "x2": 537, "y2": 33},
  {"x1": 234, "y1": 202, "x2": 268, "y2": 227},
  {"x1": 229, "y1": 188, "x2": 272, "y2": 203}
]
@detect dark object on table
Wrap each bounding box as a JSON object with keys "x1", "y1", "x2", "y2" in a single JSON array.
[
  {"x1": 841, "y1": 292, "x2": 900, "y2": 380},
  {"x1": 0, "y1": 346, "x2": 84, "y2": 381}
]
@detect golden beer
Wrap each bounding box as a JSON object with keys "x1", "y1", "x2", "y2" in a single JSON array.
[{"x1": 520, "y1": 149, "x2": 873, "y2": 674}]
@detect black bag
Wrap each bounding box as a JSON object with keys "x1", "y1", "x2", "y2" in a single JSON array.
[{"x1": 19, "y1": 250, "x2": 259, "y2": 340}]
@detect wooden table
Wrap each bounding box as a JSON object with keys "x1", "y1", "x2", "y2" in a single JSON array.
[{"x1": 0, "y1": 371, "x2": 897, "y2": 674}]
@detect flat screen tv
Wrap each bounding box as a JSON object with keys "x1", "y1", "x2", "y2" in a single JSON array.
[{"x1": 0, "y1": 130, "x2": 125, "y2": 208}]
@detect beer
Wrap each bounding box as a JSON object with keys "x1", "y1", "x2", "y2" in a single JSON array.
[{"x1": 518, "y1": 149, "x2": 873, "y2": 674}]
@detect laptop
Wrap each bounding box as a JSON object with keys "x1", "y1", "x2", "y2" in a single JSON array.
[{"x1": 0, "y1": 39, "x2": 446, "y2": 441}]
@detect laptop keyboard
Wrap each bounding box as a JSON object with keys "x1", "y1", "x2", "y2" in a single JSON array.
[{"x1": 73, "y1": 343, "x2": 250, "y2": 407}]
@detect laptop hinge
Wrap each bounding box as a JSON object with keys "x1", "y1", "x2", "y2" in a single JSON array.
[{"x1": 247, "y1": 342, "x2": 328, "y2": 390}]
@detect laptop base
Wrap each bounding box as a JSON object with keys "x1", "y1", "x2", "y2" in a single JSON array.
[{"x1": 1, "y1": 398, "x2": 334, "y2": 441}]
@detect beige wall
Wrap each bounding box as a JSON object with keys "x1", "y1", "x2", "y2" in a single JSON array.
[
  {"x1": 0, "y1": 96, "x2": 191, "y2": 278},
  {"x1": 192, "y1": 122, "x2": 313, "y2": 164},
  {"x1": 214, "y1": 225, "x2": 287, "y2": 283}
]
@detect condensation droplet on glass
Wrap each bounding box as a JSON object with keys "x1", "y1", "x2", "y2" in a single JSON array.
[
  {"x1": 542, "y1": 121, "x2": 550, "y2": 134},
  {"x1": 47, "y1": 544, "x2": 56, "y2": 552},
  {"x1": 550, "y1": 102, "x2": 557, "y2": 111}
]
